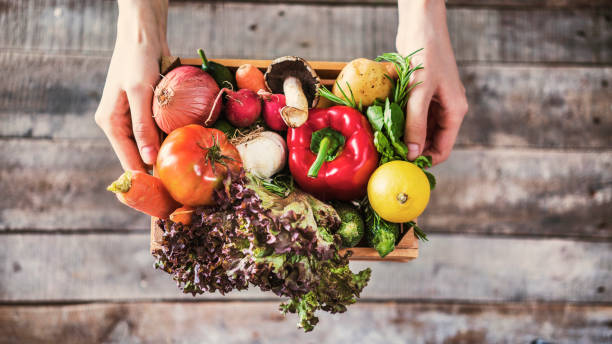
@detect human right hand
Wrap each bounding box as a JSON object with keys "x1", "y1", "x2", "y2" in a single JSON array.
[{"x1": 95, "y1": 0, "x2": 170, "y2": 172}]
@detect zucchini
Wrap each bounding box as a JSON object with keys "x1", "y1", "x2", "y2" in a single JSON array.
[{"x1": 334, "y1": 202, "x2": 365, "y2": 248}]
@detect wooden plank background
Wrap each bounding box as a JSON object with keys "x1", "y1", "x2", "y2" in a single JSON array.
[{"x1": 0, "y1": 0, "x2": 611, "y2": 343}]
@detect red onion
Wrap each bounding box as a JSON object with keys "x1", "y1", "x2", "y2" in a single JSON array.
[{"x1": 153, "y1": 66, "x2": 221, "y2": 134}]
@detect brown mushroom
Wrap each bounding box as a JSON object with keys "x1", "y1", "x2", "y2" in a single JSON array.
[{"x1": 264, "y1": 56, "x2": 321, "y2": 128}]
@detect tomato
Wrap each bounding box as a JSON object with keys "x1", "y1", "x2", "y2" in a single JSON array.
[
  {"x1": 156, "y1": 125, "x2": 242, "y2": 207},
  {"x1": 367, "y1": 160, "x2": 430, "y2": 223}
]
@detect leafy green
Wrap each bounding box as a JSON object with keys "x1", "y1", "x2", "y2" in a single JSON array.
[
  {"x1": 154, "y1": 171, "x2": 371, "y2": 332},
  {"x1": 413, "y1": 155, "x2": 436, "y2": 190},
  {"x1": 363, "y1": 200, "x2": 399, "y2": 257},
  {"x1": 252, "y1": 173, "x2": 294, "y2": 198},
  {"x1": 366, "y1": 105, "x2": 384, "y2": 132},
  {"x1": 383, "y1": 98, "x2": 405, "y2": 144}
]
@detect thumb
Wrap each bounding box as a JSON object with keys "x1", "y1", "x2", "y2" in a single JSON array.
[
  {"x1": 404, "y1": 87, "x2": 431, "y2": 161},
  {"x1": 127, "y1": 85, "x2": 160, "y2": 165}
]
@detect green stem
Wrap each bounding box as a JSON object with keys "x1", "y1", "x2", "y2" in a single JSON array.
[
  {"x1": 107, "y1": 171, "x2": 132, "y2": 194},
  {"x1": 197, "y1": 49, "x2": 210, "y2": 71},
  {"x1": 307, "y1": 136, "x2": 331, "y2": 178}
]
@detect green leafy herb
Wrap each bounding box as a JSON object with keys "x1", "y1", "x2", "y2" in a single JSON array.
[
  {"x1": 366, "y1": 105, "x2": 384, "y2": 132},
  {"x1": 407, "y1": 221, "x2": 428, "y2": 241},
  {"x1": 317, "y1": 82, "x2": 362, "y2": 112},
  {"x1": 383, "y1": 98, "x2": 405, "y2": 144},
  {"x1": 376, "y1": 50, "x2": 424, "y2": 110},
  {"x1": 413, "y1": 155, "x2": 436, "y2": 190}
]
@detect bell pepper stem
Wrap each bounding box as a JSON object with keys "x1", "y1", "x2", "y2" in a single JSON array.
[
  {"x1": 307, "y1": 136, "x2": 331, "y2": 178},
  {"x1": 198, "y1": 49, "x2": 210, "y2": 71}
]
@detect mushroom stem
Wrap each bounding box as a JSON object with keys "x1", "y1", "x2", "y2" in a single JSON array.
[
  {"x1": 280, "y1": 76, "x2": 309, "y2": 127},
  {"x1": 283, "y1": 76, "x2": 308, "y2": 112}
]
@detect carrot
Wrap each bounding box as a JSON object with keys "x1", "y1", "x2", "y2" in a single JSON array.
[
  {"x1": 107, "y1": 170, "x2": 180, "y2": 219},
  {"x1": 236, "y1": 64, "x2": 267, "y2": 93},
  {"x1": 169, "y1": 206, "x2": 194, "y2": 225}
]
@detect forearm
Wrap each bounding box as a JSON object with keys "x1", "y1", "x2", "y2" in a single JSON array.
[
  {"x1": 396, "y1": 0, "x2": 448, "y2": 55},
  {"x1": 117, "y1": 0, "x2": 168, "y2": 46}
]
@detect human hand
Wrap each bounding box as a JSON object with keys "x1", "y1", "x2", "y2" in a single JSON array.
[
  {"x1": 396, "y1": 0, "x2": 468, "y2": 165},
  {"x1": 95, "y1": 0, "x2": 170, "y2": 172}
]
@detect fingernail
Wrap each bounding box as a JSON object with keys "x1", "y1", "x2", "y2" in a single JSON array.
[
  {"x1": 407, "y1": 143, "x2": 420, "y2": 161},
  {"x1": 141, "y1": 146, "x2": 158, "y2": 165}
]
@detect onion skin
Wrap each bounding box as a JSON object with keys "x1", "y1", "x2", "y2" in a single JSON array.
[{"x1": 153, "y1": 66, "x2": 221, "y2": 134}]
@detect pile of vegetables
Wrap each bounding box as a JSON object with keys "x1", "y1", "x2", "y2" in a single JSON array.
[{"x1": 107, "y1": 48, "x2": 435, "y2": 332}]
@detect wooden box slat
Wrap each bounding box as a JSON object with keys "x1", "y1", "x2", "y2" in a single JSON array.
[{"x1": 152, "y1": 56, "x2": 418, "y2": 262}]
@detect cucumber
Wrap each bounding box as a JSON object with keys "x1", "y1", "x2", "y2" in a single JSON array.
[
  {"x1": 334, "y1": 203, "x2": 365, "y2": 248},
  {"x1": 364, "y1": 203, "x2": 398, "y2": 257}
]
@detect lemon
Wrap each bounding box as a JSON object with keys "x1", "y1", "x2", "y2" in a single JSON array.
[{"x1": 367, "y1": 160, "x2": 430, "y2": 223}]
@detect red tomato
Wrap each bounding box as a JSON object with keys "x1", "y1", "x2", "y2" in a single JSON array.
[{"x1": 156, "y1": 125, "x2": 242, "y2": 206}]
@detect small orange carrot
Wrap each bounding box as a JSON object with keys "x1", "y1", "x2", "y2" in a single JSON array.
[
  {"x1": 170, "y1": 206, "x2": 194, "y2": 225},
  {"x1": 236, "y1": 64, "x2": 267, "y2": 92},
  {"x1": 107, "y1": 170, "x2": 180, "y2": 219}
]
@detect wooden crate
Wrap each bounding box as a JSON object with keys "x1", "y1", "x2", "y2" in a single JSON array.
[{"x1": 151, "y1": 57, "x2": 419, "y2": 262}]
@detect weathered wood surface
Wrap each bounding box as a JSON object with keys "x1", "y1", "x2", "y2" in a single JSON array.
[
  {"x1": 1, "y1": 302, "x2": 610, "y2": 344},
  {"x1": 2, "y1": 52, "x2": 611, "y2": 149},
  {"x1": 2, "y1": 139, "x2": 610, "y2": 238},
  {"x1": 176, "y1": 0, "x2": 612, "y2": 8},
  {"x1": 1, "y1": 2, "x2": 611, "y2": 64},
  {"x1": 0, "y1": 139, "x2": 148, "y2": 231},
  {"x1": 1, "y1": 233, "x2": 610, "y2": 302}
]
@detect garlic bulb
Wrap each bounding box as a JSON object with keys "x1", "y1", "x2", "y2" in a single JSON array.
[{"x1": 236, "y1": 131, "x2": 287, "y2": 178}]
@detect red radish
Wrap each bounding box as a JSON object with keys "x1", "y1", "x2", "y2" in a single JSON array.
[
  {"x1": 152, "y1": 66, "x2": 221, "y2": 134},
  {"x1": 224, "y1": 89, "x2": 261, "y2": 128},
  {"x1": 260, "y1": 91, "x2": 288, "y2": 131}
]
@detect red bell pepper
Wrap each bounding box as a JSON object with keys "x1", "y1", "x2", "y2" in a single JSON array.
[{"x1": 287, "y1": 105, "x2": 378, "y2": 201}]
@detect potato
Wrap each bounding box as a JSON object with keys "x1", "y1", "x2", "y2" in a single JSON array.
[{"x1": 332, "y1": 58, "x2": 393, "y2": 107}]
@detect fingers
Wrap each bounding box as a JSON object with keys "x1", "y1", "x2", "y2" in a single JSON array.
[
  {"x1": 404, "y1": 86, "x2": 433, "y2": 161},
  {"x1": 126, "y1": 84, "x2": 160, "y2": 165},
  {"x1": 423, "y1": 96, "x2": 468, "y2": 165},
  {"x1": 95, "y1": 86, "x2": 148, "y2": 172}
]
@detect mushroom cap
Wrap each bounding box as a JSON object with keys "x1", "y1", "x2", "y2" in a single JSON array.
[{"x1": 265, "y1": 56, "x2": 321, "y2": 108}]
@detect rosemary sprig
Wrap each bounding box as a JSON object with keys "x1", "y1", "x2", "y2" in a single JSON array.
[
  {"x1": 317, "y1": 82, "x2": 362, "y2": 112},
  {"x1": 376, "y1": 49, "x2": 424, "y2": 110},
  {"x1": 407, "y1": 221, "x2": 428, "y2": 242}
]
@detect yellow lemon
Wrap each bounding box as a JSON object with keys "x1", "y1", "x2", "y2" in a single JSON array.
[{"x1": 367, "y1": 161, "x2": 431, "y2": 223}]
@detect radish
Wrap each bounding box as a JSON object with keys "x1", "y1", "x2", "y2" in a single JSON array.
[
  {"x1": 259, "y1": 91, "x2": 288, "y2": 131},
  {"x1": 224, "y1": 89, "x2": 262, "y2": 128}
]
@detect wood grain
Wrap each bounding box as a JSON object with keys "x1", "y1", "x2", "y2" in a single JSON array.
[
  {"x1": 1, "y1": 2, "x2": 610, "y2": 64},
  {"x1": 2, "y1": 139, "x2": 610, "y2": 238},
  {"x1": 0, "y1": 233, "x2": 610, "y2": 302},
  {"x1": 1, "y1": 302, "x2": 611, "y2": 344},
  {"x1": 0, "y1": 139, "x2": 148, "y2": 231},
  {"x1": 2, "y1": 52, "x2": 610, "y2": 149}
]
